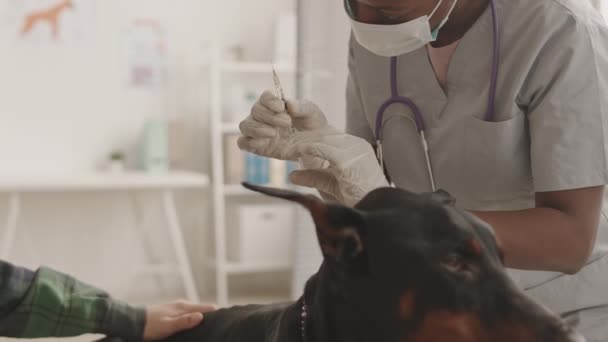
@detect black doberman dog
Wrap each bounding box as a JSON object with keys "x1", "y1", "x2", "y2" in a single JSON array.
[{"x1": 154, "y1": 183, "x2": 582, "y2": 342}]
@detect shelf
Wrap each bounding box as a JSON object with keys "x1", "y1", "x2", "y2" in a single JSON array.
[
  {"x1": 221, "y1": 62, "x2": 295, "y2": 74},
  {"x1": 226, "y1": 261, "x2": 292, "y2": 274},
  {"x1": 0, "y1": 171, "x2": 210, "y2": 192},
  {"x1": 207, "y1": 259, "x2": 292, "y2": 274},
  {"x1": 224, "y1": 184, "x2": 258, "y2": 196},
  {"x1": 223, "y1": 183, "x2": 304, "y2": 196},
  {"x1": 223, "y1": 183, "x2": 319, "y2": 197}
]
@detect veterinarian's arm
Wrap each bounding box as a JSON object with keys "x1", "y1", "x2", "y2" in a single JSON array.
[
  {"x1": 472, "y1": 186, "x2": 604, "y2": 274},
  {"x1": 0, "y1": 260, "x2": 214, "y2": 340}
]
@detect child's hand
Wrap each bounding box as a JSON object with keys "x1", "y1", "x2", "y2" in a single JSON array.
[{"x1": 143, "y1": 300, "x2": 217, "y2": 341}]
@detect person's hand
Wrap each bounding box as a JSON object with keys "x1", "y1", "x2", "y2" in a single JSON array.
[
  {"x1": 238, "y1": 92, "x2": 389, "y2": 205},
  {"x1": 237, "y1": 91, "x2": 333, "y2": 199},
  {"x1": 285, "y1": 97, "x2": 389, "y2": 205},
  {"x1": 284, "y1": 97, "x2": 333, "y2": 169},
  {"x1": 142, "y1": 301, "x2": 217, "y2": 341},
  {"x1": 290, "y1": 132, "x2": 390, "y2": 206},
  {"x1": 238, "y1": 91, "x2": 330, "y2": 161}
]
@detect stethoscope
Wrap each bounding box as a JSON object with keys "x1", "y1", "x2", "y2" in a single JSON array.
[{"x1": 375, "y1": 0, "x2": 500, "y2": 192}]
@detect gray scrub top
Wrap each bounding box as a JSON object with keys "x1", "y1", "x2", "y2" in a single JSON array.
[{"x1": 346, "y1": 0, "x2": 608, "y2": 314}]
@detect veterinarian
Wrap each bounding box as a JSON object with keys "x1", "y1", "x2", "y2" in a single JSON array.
[
  {"x1": 238, "y1": 0, "x2": 608, "y2": 340},
  {"x1": 0, "y1": 259, "x2": 216, "y2": 340}
]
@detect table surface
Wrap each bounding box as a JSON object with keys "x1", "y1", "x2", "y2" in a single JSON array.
[{"x1": 0, "y1": 171, "x2": 210, "y2": 192}]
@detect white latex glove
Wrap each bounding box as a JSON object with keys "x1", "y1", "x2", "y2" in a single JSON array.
[
  {"x1": 237, "y1": 90, "x2": 294, "y2": 160},
  {"x1": 290, "y1": 132, "x2": 390, "y2": 207},
  {"x1": 237, "y1": 90, "x2": 328, "y2": 166},
  {"x1": 286, "y1": 97, "x2": 389, "y2": 205},
  {"x1": 238, "y1": 91, "x2": 389, "y2": 206},
  {"x1": 285, "y1": 97, "x2": 332, "y2": 170}
]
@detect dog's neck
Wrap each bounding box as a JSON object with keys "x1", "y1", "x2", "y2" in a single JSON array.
[
  {"x1": 299, "y1": 273, "x2": 327, "y2": 342},
  {"x1": 270, "y1": 298, "x2": 307, "y2": 342},
  {"x1": 299, "y1": 267, "x2": 374, "y2": 342}
]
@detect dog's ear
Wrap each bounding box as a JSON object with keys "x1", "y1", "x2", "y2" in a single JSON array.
[
  {"x1": 429, "y1": 189, "x2": 456, "y2": 206},
  {"x1": 242, "y1": 182, "x2": 366, "y2": 262}
]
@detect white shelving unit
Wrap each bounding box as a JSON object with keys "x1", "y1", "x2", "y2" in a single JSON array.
[
  {"x1": 206, "y1": 0, "x2": 335, "y2": 307},
  {"x1": 207, "y1": 2, "x2": 299, "y2": 306},
  {"x1": 209, "y1": 66, "x2": 297, "y2": 305}
]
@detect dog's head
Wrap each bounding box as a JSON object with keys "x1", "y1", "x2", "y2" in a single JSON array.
[{"x1": 243, "y1": 183, "x2": 580, "y2": 342}]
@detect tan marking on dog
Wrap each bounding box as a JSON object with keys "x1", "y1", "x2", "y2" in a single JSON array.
[
  {"x1": 398, "y1": 290, "x2": 416, "y2": 321},
  {"x1": 408, "y1": 311, "x2": 487, "y2": 342},
  {"x1": 407, "y1": 310, "x2": 542, "y2": 342}
]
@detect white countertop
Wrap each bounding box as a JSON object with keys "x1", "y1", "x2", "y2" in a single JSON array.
[{"x1": 0, "y1": 170, "x2": 210, "y2": 192}]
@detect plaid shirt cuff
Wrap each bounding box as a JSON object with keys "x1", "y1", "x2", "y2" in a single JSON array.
[
  {"x1": 98, "y1": 298, "x2": 146, "y2": 340},
  {"x1": 0, "y1": 264, "x2": 145, "y2": 339},
  {"x1": 0, "y1": 262, "x2": 36, "y2": 317}
]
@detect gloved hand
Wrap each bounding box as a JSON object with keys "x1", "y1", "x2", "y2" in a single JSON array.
[
  {"x1": 239, "y1": 92, "x2": 342, "y2": 201},
  {"x1": 238, "y1": 90, "x2": 289, "y2": 160},
  {"x1": 290, "y1": 132, "x2": 390, "y2": 207},
  {"x1": 237, "y1": 90, "x2": 329, "y2": 163},
  {"x1": 238, "y1": 91, "x2": 389, "y2": 206},
  {"x1": 238, "y1": 91, "x2": 333, "y2": 199}
]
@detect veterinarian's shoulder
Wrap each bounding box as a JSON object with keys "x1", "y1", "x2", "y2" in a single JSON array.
[
  {"x1": 502, "y1": 0, "x2": 606, "y2": 31},
  {"x1": 502, "y1": 0, "x2": 606, "y2": 33},
  {"x1": 498, "y1": 0, "x2": 607, "y2": 107}
]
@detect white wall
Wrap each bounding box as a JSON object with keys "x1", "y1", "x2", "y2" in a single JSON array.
[
  {"x1": 0, "y1": 0, "x2": 214, "y2": 174},
  {"x1": 0, "y1": 0, "x2": 293, "y2": 301},
  {"x1": 297, "y1": 0, "x2": 350, "y2": 129},
  {"x1": 589, "y1": 0, "x2": 607, "y2": 20},
  {"x1": 0, "y1": 0, "x2": 215, "y2": 300}
]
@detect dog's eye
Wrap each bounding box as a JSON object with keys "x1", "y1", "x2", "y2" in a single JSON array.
[{"x1": 442, "y1": 253, "x2": 467, "y2": 273}]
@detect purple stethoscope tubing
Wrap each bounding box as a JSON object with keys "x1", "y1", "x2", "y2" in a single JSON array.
[{"x1": 374, "y1": 0, "x2": 500, "y2": 190}]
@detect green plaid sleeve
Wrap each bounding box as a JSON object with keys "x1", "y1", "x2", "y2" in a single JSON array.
[{"x1": 0, "y1": 261, "x2": 146, "y2": 339}]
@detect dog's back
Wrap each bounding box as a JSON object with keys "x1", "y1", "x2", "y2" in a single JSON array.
[{"x1": 162, "y1": 303, "x2": 294, "y2": 342}]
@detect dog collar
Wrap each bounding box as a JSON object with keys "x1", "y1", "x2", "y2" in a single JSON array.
[{"x1": 300, "y1": 298, "x2": 308, "y2": 341}]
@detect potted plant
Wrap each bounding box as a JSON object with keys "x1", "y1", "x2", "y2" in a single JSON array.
[{"x1": 108, "y1": 151, "x2": 126, "y2": 173}]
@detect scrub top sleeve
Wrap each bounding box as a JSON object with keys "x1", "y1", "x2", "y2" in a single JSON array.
[
  {"x1": 524, "y1": 18, "x2": 608, "y2": 192},
  {"x1": 346, "y1": 33, "x2": 375, "y2": 145}
]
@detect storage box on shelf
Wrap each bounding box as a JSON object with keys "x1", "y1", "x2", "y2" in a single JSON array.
[{"x1": 226, "y1": 204, "x2": 294, "y2": 265}]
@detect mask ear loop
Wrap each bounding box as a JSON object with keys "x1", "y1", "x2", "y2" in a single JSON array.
[
  {"x1": 435, "y1": 0, "x2": 458, "y2": 28},
  {"x1": 429, "y1": 0, "x2": 458, "y2": 40},
  {"x1": 428, "y1": 0, "x2": 445, "y2": 19}
]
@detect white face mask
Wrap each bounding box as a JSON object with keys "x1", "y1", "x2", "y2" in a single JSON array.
[{"x1": 350, "y1": 0, "x2": 458, "y2": 57}]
